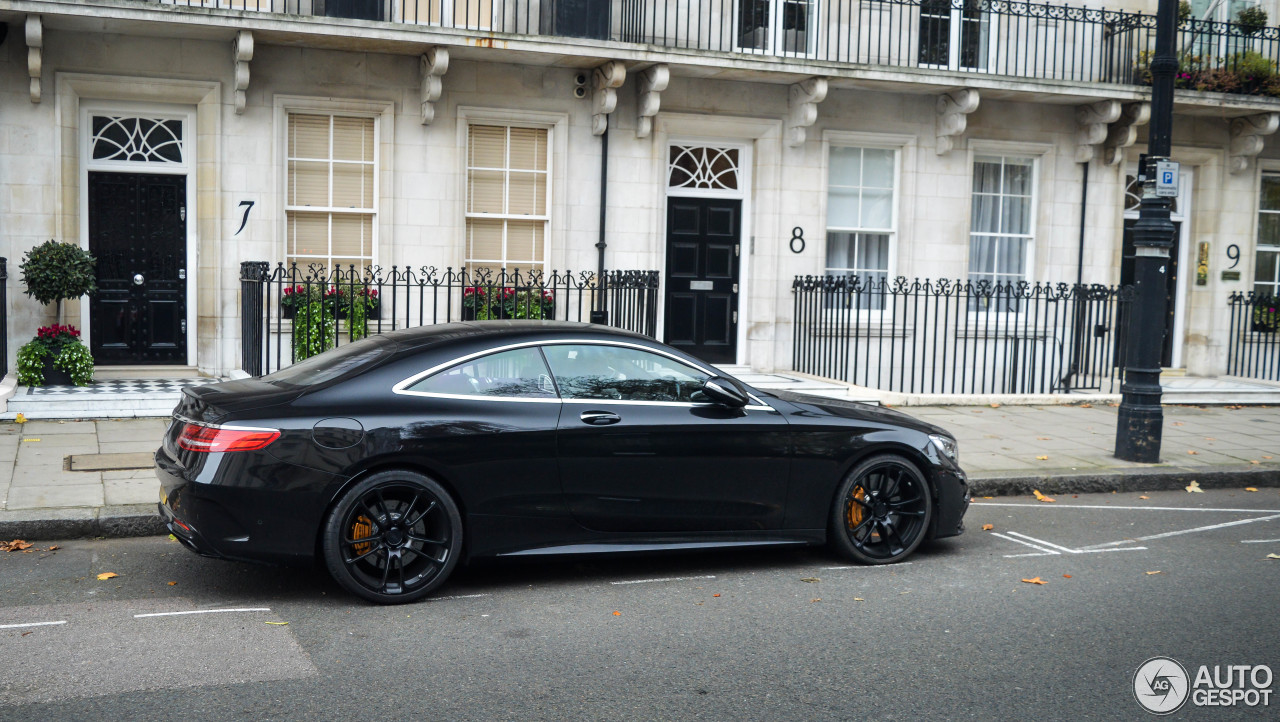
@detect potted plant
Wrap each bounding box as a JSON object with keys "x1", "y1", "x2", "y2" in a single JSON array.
[
  {"x1": 1237, "y1": 6, "x2": 1268, "y2": 37},
  {"x1": 279, "y1": 284, "x2": 307, "y2": 319},
  {"x1": 503, "y1": 289, "x2": 555, "y2": 319},
  {"x1": 17, "y1": 240, "x2": 98, "y2": 386},
  {"x1": 17, "y1": 324, "x2": 94, "y2": 386},
  {"x1": 1253, "y1": 300, "x2": 1278, "y2": 332},
  {"x1": 462, "y1": 286, "x2": 491, "y2": 320}
]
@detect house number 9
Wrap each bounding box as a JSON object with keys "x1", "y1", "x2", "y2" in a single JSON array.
[{"x1": 1226, "y1": 243, "x2": 1240, "y2": 269}]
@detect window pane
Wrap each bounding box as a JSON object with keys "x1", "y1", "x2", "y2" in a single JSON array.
[
  {"x1": 508, "y1": 127, "x2": 547, "y2": 171},
  {"x1": 543, "y1": 344, "x2": 710, "y2": 402},
  {"x1": 970, "y1": 193, "x2": 1000, "y2": 234},
  {"x1": 289, "y1": 114, "x2": 329, "y2": 159},
  {"x1": 973, "y1": 159, "x2": 1002, "y2": 193},
  {"x1": 856, "y1": 233, "x2": 891, "y2": 272},
  {"x1": 289, "y1": 160, "x2": 329, "y2": 207},
  {"x1": 466, "y1": 219, "x2": 504, "y2": 262},
  {"x1": 1003, "y1": 158, "x2": 1034, "y2": 195},
  {"x1": 408, "y1": 348, "x2": 556, "y2": 398},
  {"x1": 332, "y1": 163, "x2": 374, "y2": 209},
  {"x1": 828, "y1": 147, "x2": 861, "y2": 186},
  {"x1": 332, "y1": 116, "x2": 374, "y2": 162},
  {"x1": 505, "y1": 220, "x2": 544, "y2": 269},
  {"x1": 861, "y1": 187, "x2": 893, "y2": 230},
  {"x1": 1261, "y1": 176, "x2": 1280, "y2": 212},
  {"x1": 467, "y1": 169, "x2": 505, "y2": 214},
  {"x1": 998, "y1": 237, "x2": 1026, "y2": 277},
  {"x1": 331, "y1": 214, "x2": 373, "y2": 259},
  {"x1": 862, "y1": 148, "x2": 895, "y2": 188},
  {"x1": 1003, "y1": 195, "x2": 1032, "y2": 235},
  {"x1": 507, "y1": 171, "x2": 545, "y2": 216},
  {"x1": 827, "y1": 186, "x2": 861, "y2": 228},
  {"x1": 1257, "y1": 249, "x2": 1278, "y2": 289},
  {"x1": 469, "y1": 125, "x2": 506, "y2": 168},
  {"x1": 288, "y1": 212, "x2": 329, "y2": 258},
  {"x1": 969, "y1": 235, "x2": 998, "y2": 274},
  {"x1": 825, "y1": 232, "x2": 855, "y2": 271}
]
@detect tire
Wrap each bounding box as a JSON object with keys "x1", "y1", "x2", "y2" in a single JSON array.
[
  {"x1": 829, "y1": 454, "x2": 933, "y2": 565},
  {"x1": 322, "y1": 470, "x2": 463, "y2": 604}
]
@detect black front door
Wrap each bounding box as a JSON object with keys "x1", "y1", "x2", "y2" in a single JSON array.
[
  {"x1": 664, "y1": 197, "x2": 741, "y2": 364},
  {"x1": 1120, "y1": 219, "x2": 1180, "y2": 367},
  {"x1": 88, "y1": 172, "x2": 187, "y2": 365}
]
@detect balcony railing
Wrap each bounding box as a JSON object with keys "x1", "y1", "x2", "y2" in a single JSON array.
[
  {"x1": 1227, "y1": 292, "x2": 1280, "y2": 382},
  {"x1": 138, "y1": 1, "x2": 1280, "y2": 93}
]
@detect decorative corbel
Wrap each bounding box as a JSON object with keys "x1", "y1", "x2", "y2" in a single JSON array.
[
  {"x1": 1229, "y1": 112, "x2": 1280, "y2": 174},
  {"x1": 1074, "y1": 100, "x2": 1122, "y2": 163},
  {"x1": 233, "y1": 30, "x2": 254, "y2": 115},
  {"x1": 591, "y1": 60, "x2": 626, "y2": 136},
  {"x1": 785, "y1": 77, "x2": 828, "y2": 148},
  {"x1": 935, "y1": 89, "x2": 979, "y2": 155},
  {"x1": 636, "y1": 64, "x2": 669, "y2": 139},
  {"x1": 420, "y1": 47, "x2": 449, "y2": 126},
  {"x1": 26, "y1": 15, "x2": 42, "y2": 104},
  {"x1": 1101, "y1": 102, "x2": 1150, "y2": 166}
]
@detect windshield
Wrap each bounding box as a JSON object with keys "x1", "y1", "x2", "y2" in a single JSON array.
[{"x1": 261, "y1": 336, "x2": 394, "y2": 389}]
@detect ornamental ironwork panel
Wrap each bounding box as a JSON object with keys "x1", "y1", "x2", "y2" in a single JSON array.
[{"x1": 91, "y1": 116, "x2": 184, "y2": 164}]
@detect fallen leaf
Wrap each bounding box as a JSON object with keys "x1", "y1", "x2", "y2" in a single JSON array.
[
  {"x1": 1, "y1": 539, "x2": 34, "y2": 552},
  {"x1": 1205, "y1": 437, "x2": 1217, "y2": 441},
  {"x1": 1036, "y1": 436, "x2": 1052, "y2": 440},
  {"x1": 167, "y1": 534, "x2": 178, "y2": 542},
  {"x1": 96, "y1": 572, "x2": 118, "y2": 580},
  {"x1": 1021, "y1": 577, "x2": 1048, "y2": 585},
  {"x1": 1172, "y1": 421, "x2": 1184, "y2": 426},
  {"x1": 22, "y1": 438, "x2": 40, "y2": 443},
  {"x1": 265, "y1": 621, "x2": 288, "y2": 626},
  {"x1": 989, "y1": 403, "x2": 1001, "y2": 408},
  {"x1": 45, "y1": 545, "x2": 59, "y2": 551},
  {"x1": 800, "y1": 577, "x2": 820, "y2": 583},
  {"x1": 809, "y1": 598, "x2": 821, "y2": 603},
  {"x1": 854, "y1": 597, "x2": 865, "y2": 602},
  {"x1": 1033, "y1": 490, "x2": 1055, "y2": 503},
  {"x1": 14, "y1": 413, "x2": 25, "y2": 424},
  {"x1": 1251, "y1": 461, "x2": 1260, "y2": 465},
  {"x1": 1036, "y1": 455, "x2": 1049, "y2": 461},
  {"x1": 167, "y1": 581, "x2": 177, "y2": 586},
  {"x1": 1139, "y1": 495, "x2": 1150, "y2": 500},
  {"x1": 612, "y1": 611, "x2": 621, "y2": 616},
  {"x1": 981, "y1": 524, "x2": 994, "y2": 531},
  {"x1": 1185, "y1": 481, "x2": 1204, "y2": 493},
  {"x1": 712, "y1": 593, "x2": 720, "y2": 598},
  {"x1": 1146, "y1": 571, "x2": 1162, "y2": 575},
  {"x1": 1063, "y1": 574, "x2": 1072, "y2": 579},
  {"x1": 21, "y1": 631, "x2": 32, "y2": 637},
  {"x1": 1266, "y1": 456, "x2": 1274, "y2": 460},
  {"x1": 982, "y1": 496, "x2": 994, "y2": 499},
  {"x1": 1246, "y1": 487, "x2": 1259, "y2": 492},
  {"x1": 1079, "y1": 403, "x2": 1093, "y2": 408},
  {"x1": 1267, "y1": 554, "x2": 1280, "y2": 560}
]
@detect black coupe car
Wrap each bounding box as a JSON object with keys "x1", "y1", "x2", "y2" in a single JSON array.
[{"x1": 156, "y1": 321, "x2": 968, "y2": 603}]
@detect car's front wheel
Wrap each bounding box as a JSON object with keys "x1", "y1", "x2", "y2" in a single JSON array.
[
  {"x1": 322, "y1": 470, "x2": 462, "y2": 604},
  {"x1": 829, "y1": 454, "x2": 933, "y2": 564}
]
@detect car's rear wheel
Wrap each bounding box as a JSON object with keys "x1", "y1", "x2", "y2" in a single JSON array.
[
  {"x1": 322, "y1": 470, "x2": 462, "y2": 604},
  {"x1": 829, "y1": 454, "x2": 932, "y2": 565}
]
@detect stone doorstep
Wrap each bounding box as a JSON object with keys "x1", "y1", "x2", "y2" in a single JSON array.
[{"x1": 66, "y1": 452, "x2": 155, "y2": 472}]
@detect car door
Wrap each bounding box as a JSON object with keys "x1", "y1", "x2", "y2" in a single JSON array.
[{"x1": 543, "y1": 341, "x2": 791, "y2": 533}]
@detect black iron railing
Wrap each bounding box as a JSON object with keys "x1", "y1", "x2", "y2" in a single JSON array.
[
  {"x1": 240, "y1": 262, "x2": 660, "y2": 376},
  {"x1": 1227, "y1": 292, "x2": 1280, "y2": 382},
  {"x1": 792, "y1": 276, "x2": 1131, "y2": 395},
  {"x1": 139, "y1": 1, "x2": 1280, "y2": 91}
]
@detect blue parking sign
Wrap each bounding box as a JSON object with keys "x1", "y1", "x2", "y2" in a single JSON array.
[{"x1": 1155, "y1": 160, "x2": 1179, "y2": 198}]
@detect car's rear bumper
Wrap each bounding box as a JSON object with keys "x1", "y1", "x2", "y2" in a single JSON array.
[{"x1": 930, "y1": 467, "x2": 970, "y2": 539}]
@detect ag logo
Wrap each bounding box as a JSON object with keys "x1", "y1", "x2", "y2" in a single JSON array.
[{"x1": 1134, "y1": 656, "x2": 1190, "y2": 715}]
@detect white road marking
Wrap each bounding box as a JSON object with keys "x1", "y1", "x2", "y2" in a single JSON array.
[
  {"x1": 134, "y1": 607, "x2": 271, "y2": 618},
  {"x1": 610, "y1": 575, "x2": 716, "y2": 586},
  {"x1": 971, "y1": 502, "x2": 1280, "y2": 513},
  {"x1": 991, "y1": 533, "x2": 1059, "y2": 556},
  {"x1": 1241, "y1": 539, "x2": 1280, "y2": 544},
  {"x1": 1007, "y1": 531, "x2": 1078, "y2": 554},
  {"x1": 823, "y1": 562, "x2": 914, "y2": 570},
  {"x1": 0, "y1": 620, "x2": 67, "y2": 630},
  {"x1": 425, "y1": 593, "x2": 491, "y2": 602},
  {"x1": 1078, "y1": 513, "x2": 1280, "y2": 550}
]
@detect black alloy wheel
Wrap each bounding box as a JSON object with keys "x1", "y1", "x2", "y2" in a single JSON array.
[
  {"x1": 829, "y1": 454, "x2": 933, "y2": 564},
  {"x1": 322, "y1": 470, "x2": 463, "y2": 604}
]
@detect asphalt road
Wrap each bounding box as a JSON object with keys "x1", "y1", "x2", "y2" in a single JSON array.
[{"x1": 2, "y1": 489, "x2": 1278, "y2": 720}]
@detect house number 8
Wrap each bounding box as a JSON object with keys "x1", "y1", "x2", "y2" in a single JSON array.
[{"x1": 789, "y1": 227, "x2": 806, "y2": 254}]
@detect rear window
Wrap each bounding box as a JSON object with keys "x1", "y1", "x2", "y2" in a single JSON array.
[{"x1": 262, "y1": 336, "x2": 393, "y2": 389}]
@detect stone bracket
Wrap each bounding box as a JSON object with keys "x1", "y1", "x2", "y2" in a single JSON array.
[
  {"x1": 1075, "y1": 100, "x2": 1122, "y2": 163},
  {"x1": 592, "y1": 60, "x2": 626, "y2": 136},
  {"x1": 785, "y1": 77, "x2": 828, "y2": 148},
  {"x1": 420, "y1": 47, "x2": 449, "y2": 125},
  {"x1": 233, "y1": 30, "x2": 253, "y2": 115},
  {"x1": 26, "y1": 15, "x2": 42, "y2": 104},
  {"x1": 636, "y1": 64, "x2": 669, "y2": 139},
  {"x1": 1101, "y1": 102, "x2": 1150, "y2": 166},
  {"x1": 1229, "y1": 112, "x2": 1280, "y2": 174},
  {"x1": 936, "y1": 89, "x2": 979, "y2": 155}
]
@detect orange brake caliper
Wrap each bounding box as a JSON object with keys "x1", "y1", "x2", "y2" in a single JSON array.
[
  {"x1": 847, "y1": 486, "x2": 866, "y2": 529},
  {"x1": 352, "y1": 515, "x2": 374, "y2": 555}
]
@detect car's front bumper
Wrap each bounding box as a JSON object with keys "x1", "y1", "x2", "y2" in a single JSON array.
[{"x1": 930, "y1": 467, "x2": 970, "y2": 539}]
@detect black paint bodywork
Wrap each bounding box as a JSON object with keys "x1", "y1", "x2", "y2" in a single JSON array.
[{"x1": 156, "y1": 322, "x2": 968, "y2": 567}]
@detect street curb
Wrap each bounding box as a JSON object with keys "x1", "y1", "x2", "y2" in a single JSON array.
[
  {"x1": 0, "y1": 504, "x2": 164, "y2": 541},
  {"x1": 969, "y1": 465, "x2": 1280, "y2": 496}
]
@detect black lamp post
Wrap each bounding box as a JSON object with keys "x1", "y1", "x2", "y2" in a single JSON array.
[{"x1": 1115, "y1": 0, "x2": 1179, "y2": 462}]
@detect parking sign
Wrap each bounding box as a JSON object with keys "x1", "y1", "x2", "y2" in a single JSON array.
[{"x1": 1155, "y1": 160, "x2": 1179, "y2": 198}]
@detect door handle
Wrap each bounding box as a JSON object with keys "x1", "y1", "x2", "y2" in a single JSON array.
[
  {"x1": 580, "y1": 410, "x2": 621, "y2": 426},
  {"x1": 133, "y1": 274, "x2": 145, "y2": 286}
]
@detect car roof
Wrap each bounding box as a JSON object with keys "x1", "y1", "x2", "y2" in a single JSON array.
[{"x1": 379, "y1": 320, "x2": 652, "y2": 352}]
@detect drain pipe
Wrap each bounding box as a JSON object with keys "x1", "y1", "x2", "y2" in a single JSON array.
[
  {"x1": 1061, "y1": 162, "x2": 1090, "y2": 389},
  {"x1": 591, "y1": 120, "x2": 609, "y2": 324}
]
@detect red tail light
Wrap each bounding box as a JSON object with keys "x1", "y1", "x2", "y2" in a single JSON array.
[{"x1": 177, "y1": 422, "x2": 280, "y2": 452}]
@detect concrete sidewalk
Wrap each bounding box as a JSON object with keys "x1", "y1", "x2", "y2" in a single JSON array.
[{"x1": 0, "y1": 404, "x2": 1278, "y2": 540}]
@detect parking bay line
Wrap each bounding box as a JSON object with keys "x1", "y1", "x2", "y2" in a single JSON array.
[
  {"x1": 1078, "y1": 513, "x2": 1280, "y2": 551},
  {"x1": 823, "y1": 562, "x2": 915, "y2": 570},
  {"x1": 0, "y1": 620, "x2": 67, "y2": 630},
  {"x1": 611, "y1": 575, "x2": 716, "y2": 586},
  {"x1": 134, "y1": 607, "x2": 271, "y2": 619},
  {"x1": 1241, "y1": 539, "x2": 1280, "y2": 544},
  {"x1": 972, "y1": 502, "x2": 1280, "y2": 514}
]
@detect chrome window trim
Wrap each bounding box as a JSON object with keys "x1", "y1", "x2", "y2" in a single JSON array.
[
  {"x1": 173, "y1": 414, "x2": 280, "y2": 433},
  {"x1": 392, "y1": 338, "x2": 774, "y2": 411}
]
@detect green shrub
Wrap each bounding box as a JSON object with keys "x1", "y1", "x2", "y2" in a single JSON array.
[
  {"x1": 1237, "y1": 6, "x2": 1268, "y2": 36},
  {"x1": 20, "y1": 240, "x2": 97, "y2": 319}
]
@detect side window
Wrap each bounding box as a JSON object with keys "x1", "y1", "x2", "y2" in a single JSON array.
[
  {"x1": 542, "y1": 344, "x2": 711, "y2": 402},
  {"x1": 406, "y1": 347, "x2": 556, "y2": 399}
]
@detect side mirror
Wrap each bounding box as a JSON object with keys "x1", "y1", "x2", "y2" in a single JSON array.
[{"x1": 701, "y1": 377, "x2": 748, "y2": 408}]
